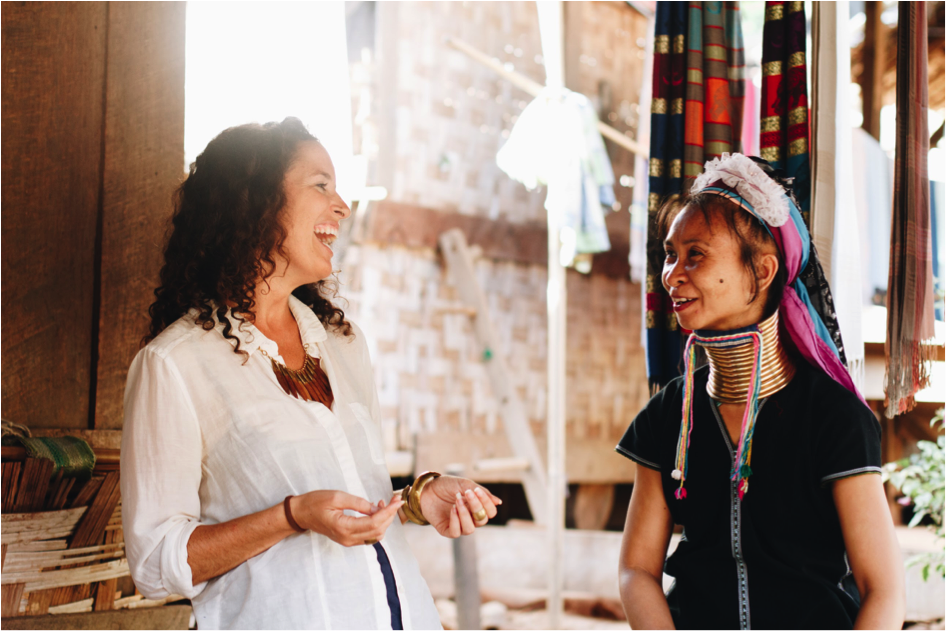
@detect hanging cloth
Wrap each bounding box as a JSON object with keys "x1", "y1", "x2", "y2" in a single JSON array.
[
  {"x1": 810, "y1": 1, "x2": 865, "y2": 392},
  {"x1": 645, "y1": 1, "x2": 746, "y2": 389},
  {"x1": 885, "y1": 1, "x2": 935, "y2": 418},
  {"x1": 682, "y1": 1, "x2": 746, "y2": 190},
  {"x1": 496, "y1": 88, "x2": 615, "y2": 267},
  {"x1": 759, "y1": 1, "x2": 812, "y2": 224},
  {"x1": 644, "y1": 1, "x2": 688, "y2": 390}
]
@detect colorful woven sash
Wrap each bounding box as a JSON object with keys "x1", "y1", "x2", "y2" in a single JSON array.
[{"x1": 673, "y1": 327, "x2": 763, "y2": 500}]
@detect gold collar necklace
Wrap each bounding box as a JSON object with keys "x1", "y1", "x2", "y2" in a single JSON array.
[
  {"x1": 702, "y1": 310, "x2": 796, "y2": 404},
  {"x1": 260, "y1": 345, "x2": 334, "y2": 408}
]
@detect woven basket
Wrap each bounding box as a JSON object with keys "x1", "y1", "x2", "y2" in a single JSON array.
[{"x1": 1, "y1": 446, "x2": 181, "y2": 617}]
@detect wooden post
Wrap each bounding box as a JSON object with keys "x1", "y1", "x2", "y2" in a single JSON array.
[
  {"x1": 859, "y1": 2, "x2": 885, "y2": 141},
  {"x1": 536, "y1": 2, "x2": 567, "y2": 628},
  {"x1": 447, "y1": 465, "x2": 481, "y2": 630},
  {"x1": 574, "y1": 484, "x2": 616, "y2": 531}
]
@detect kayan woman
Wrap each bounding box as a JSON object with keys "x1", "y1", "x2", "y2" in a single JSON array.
[
  {"x1": 121, "y1": 118, "x2": 501, "y2": 630},
  {"x1": 617, "y1": 154, "x2": 905, "y2": 629}
]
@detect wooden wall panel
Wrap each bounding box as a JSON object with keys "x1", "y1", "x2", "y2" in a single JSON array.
[
  {"x1": 94, "y1": 2, "x2": 186, "y2": 429},
  {"x1": 364, "y1": 200, "x2": 632, "y2": 278},
  {"x1": 1, "y1": 2, "x2": 108, "y2": 429}
]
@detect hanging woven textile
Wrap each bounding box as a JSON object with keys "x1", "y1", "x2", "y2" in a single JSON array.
[
  {"x1": 885, "y1": 1, "x2": 935, "y2": 418},
  {"x1": 760, "y1": 1, "x2": 812, "y2": 225},
  {"x1": 645, "y1": 1, "x2": 745, "y2": 389},
  {"x1": 644, "y1": 1, "x2": 687, "y2": 390},
  {"x1": 681, "y1": 1, "x2": 746, "y2": 190}
]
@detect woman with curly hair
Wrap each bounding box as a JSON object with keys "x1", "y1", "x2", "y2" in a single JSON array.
[
  {"x1": 617, "y1": 155, "x2": 904, "y2": 629},
  {"x1": 121, "y1": 118, "x2": 500, "y2": 630}
]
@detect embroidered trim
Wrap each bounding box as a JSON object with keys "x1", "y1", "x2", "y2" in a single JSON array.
[
  {"x1": 712, "y1": 400, "x2": 768, "y2": 630},
  {"x1": 820, "y1": 466, "x2": 882, "y2": 484},
  {"x1": 615, "y1": 446, "x2": 661, "y2": 471},
  {"x1": 837, "y1": 551, "x2": 853, "y2": 591},
  {"x1": 836, "y1": 552, "x2": 860, "y2": 608}
]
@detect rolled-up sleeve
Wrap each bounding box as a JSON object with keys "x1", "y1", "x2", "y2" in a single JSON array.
[{"x1": 121, "y1": 347, "x2": 207, "y2": 600}]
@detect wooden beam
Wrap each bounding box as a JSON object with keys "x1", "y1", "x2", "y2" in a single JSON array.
[
  {"x1": 865, "y1": 341, "x2": 946, "y2": 363},
  {"x1": 1, "y1": 2, "x2": 108, "y2": 430},
  {"x1": 444, "y1": 37, "x2": 646, "y2": 158},
  {"x1": 932, "y1": 121, "x2": 945, "y2": 147},
  {"x1": 363, "y1": 200, "x2": 632, "y2": 278},
  {"x1": 562, "y1": 1, "x2": 584, "y2": 93},
  {"x1": 1, "y1": 604, "x2": 192, "y2": 630},
  {"x1": 414, "y1": 432, "x2": 637, "y2": 485},
  {"x1": 94, "y1": 2, "x2": 186, "y2": 429},
  {"x1": 859, "y1": 1, "x2": 885, "y2": 140},
  {"x1": 573, "y1": 484, "x2": 615, "y2": 531}
]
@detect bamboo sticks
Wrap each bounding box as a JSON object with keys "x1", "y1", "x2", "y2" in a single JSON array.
[{"x1": 444, "y1": 36, "x2": 647, "y2": 158}]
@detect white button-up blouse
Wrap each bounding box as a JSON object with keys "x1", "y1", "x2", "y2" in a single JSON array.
[{"x1": 120, "y1": 296, "x2": 441, "y2": 629}]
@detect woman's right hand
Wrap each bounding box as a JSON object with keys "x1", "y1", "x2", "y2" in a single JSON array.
[{"x1": 289, "y1": 491, "x2": 403, "y2": 547}]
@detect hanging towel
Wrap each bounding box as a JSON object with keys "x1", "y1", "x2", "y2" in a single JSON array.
[
  {"x1": 682, "y1": 1, "x2": 746, "y2": 190},
  {"x1": 760, "y1": 0, "x2": 811, "y2": 224},
  {"x1": 496, "y1": 88, "x2": 615, "y2": 267},
  {"x1": 810, "y1": 0, "x2": 865, "y2": 391},
  {"x1": 645, "y1": 2, "x2": 688, "y2": 390},
  {"x1": 885, "y1": 1, "x2": 935, "y2": 418}
]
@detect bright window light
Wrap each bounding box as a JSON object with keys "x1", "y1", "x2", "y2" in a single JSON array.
[{"x1": 184, "y1": 2, "x2": 354, "y2": 199}]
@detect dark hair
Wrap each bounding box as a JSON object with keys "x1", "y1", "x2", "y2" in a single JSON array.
[
  {"x1": 656, "y1": 190, "x2": 788, "y2": 318},
  {"x1": 145, "y1": 117, "x2": 351, "y2": 356}
]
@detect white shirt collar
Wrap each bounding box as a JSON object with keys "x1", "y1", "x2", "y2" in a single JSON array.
[{"x1": 207, "y1": 295, "x2": 328, "y2": 359}]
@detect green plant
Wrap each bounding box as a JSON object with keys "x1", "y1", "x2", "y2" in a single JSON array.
[{"x1": 883, "y1": 409, "x2": 945, "y2": 581}]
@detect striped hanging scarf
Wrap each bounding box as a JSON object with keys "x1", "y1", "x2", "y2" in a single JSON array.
[
  {"x1": 759, "y1": 1, "x2": 811, "y2": 225},
  {"x1": 645, "y1": 2, "x2": 688, "y2": 390},
  {"x1": 646, "y1": 1, "x2": 746, "y2": 390},
  {"x1": 885, "y1": 1, "x2": 935, "y2": 418},
  {"x1": 682, "y1": 1, "x2": 746, "y2": 189}
]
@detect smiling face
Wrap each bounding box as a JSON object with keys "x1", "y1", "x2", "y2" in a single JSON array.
[
  {"x1": 662, "y1": 203, "x2": 777, "y2": 331},
  {"x1": 276, "y1": 141, "x2": 350, "y2": 287}
]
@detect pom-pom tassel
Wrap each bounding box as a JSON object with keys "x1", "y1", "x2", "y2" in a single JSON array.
[
  {"x1": 738, "y1": 478, "x2": 749, "y2": 500},
  {"x1": 673, "y1": 330, "x2": 764, "y2": 503},
  {"x1": 671, "y1": 339, "x2": 700, "y2": 501}
]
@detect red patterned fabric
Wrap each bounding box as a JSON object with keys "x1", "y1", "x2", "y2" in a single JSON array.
[
  {"x1": 682, "y1": 1, "x2": 745, "y2": 191},
  {"x1": 760, "y1": 1, "x2": 811, "y2": 223}
]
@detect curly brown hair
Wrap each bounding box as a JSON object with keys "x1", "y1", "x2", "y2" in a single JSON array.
[{"x1": 145, "y1": 117, "x2": 351, "y2": 356}]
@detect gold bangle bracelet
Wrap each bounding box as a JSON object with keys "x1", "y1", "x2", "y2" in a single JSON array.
[
  {"x1": 407, "y1": 471, "x2": 441, "y2": 526},
  {"x1": 400, "y1": 485, "x2": 425, "y2": 524}
]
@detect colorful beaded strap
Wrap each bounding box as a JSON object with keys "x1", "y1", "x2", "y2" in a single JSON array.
[{"x1": 673, "y1": 328, "x2": 763, "y2": 501}]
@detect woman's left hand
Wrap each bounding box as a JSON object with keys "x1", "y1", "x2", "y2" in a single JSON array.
[{"x1": 419, "y1": 476, "x2": 502, "y2": 538}]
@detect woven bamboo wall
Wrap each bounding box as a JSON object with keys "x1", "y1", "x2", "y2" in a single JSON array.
[
  {"x1": 358, "y1": 1, "x2": 549, "y2": 223},
  {"x1": 338, "y1": 243, "x2": 649, "y2": 452},
  {"x1": 343, "y1": 2, "x2": 652, "y2": 478}
]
